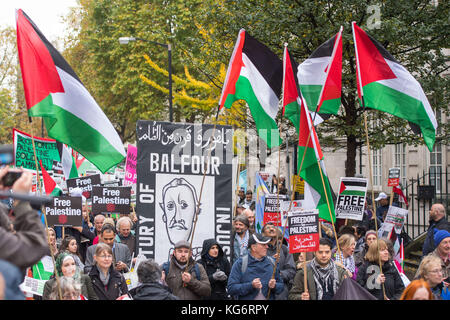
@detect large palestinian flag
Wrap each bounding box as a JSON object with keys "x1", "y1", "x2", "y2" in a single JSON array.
[
  {"x1": 16, "y1": 9, "x2": 126, "y2": 173},
  {"x1": 219, "y1": 29, "x2": 282, "y2": 148},
  {"x1": 297, "y1": 27, "x2": 343, "y2": 121},
  {"x1": 352, "y1": 22, "x2": 437, "y2": 151}
]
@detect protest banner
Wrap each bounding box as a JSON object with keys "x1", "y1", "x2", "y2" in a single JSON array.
[
  {"x1": 263, "y1": 194, "x2": 289, "y2": 226},
  {"x1": 20, "y1": 277, "x2": 47, "y2": 297},
  {"x1": 258, "y1": 171, "x2": 273, "y2": 190},
  {"x1": 383, "y1": 205, "x2": 408, "y2": 236},
  {"x1": 291, "y1": 175, "x2": 305, "y2": 195},
  {"x1": 13, "y1": 128, "x2": 60, "y2": 171},
  {"x1": 66, "y1": 174, "x2": 101, "y2": 198},
  {"x1": 45, "y1": 196, "x2": 83, "y2": 227},
  {"x1": 288, "y1": 209, "x2": 320, "y2": 253},
  {"x1": 136, "y1": 121, "x2": 233, "y2": 263},
  {"x1": 91, "y1": 186, "x2": 131, "y2": 216},
  {"x1": 335, "y1": 177, "x2": 368, "y2": 221},
  {"x1": 388, "y1": 168, "x2": 401, "y2": 187}
]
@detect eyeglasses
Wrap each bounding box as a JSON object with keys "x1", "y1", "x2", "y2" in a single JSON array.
[
  {"x1": 429, "y1": 269, "x2": 443, "y2": 274},
  {"x1": 97, "y1": 255, "x2": 113, "y2": 260}
]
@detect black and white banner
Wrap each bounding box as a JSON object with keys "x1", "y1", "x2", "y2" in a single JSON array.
[{"x1": 136, "y1": 121, "x2": 233, "y2": 263}]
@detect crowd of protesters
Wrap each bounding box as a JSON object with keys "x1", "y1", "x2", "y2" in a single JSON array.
[{"x1": 0, "y1": 169, "x2": 449, "y2": 301}]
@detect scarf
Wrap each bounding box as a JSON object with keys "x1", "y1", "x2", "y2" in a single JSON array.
[
  {"x1": 236, "y1": 230, "x2": 249, "y2": 254},
  {"x1": 310, "y1": 258, "x2": 339, "y2": 300},
  {"x1": 335, "y1": 251, "x2": 356, "y2": 274},
  {"x1": 97, "y1": 265, "x2": 110, "y2": 286}
]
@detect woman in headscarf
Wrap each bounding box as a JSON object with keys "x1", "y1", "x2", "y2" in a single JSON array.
[{"x1": 42, "y1": 252, "x2": 97, "y2": 300}]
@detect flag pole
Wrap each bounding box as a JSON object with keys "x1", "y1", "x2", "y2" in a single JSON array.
[
  {"x1": 232, "y1": 151, "x2": 241, "y2": 218},
  {"x1": 185, "y1": 106, "x2": 221, "y2": 277}
]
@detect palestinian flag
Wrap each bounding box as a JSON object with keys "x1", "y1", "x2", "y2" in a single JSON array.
[
  {"x1": 282, "y1": 45, "x2": 301, "y2": 133},
  {"x1": 352, "y1": 22, "x2": 437, "y2": 151},
  {"x1": 16, "y1": 9, "x2": 126, "y2": 173},
  {"x1": 219, "y1": 29, "x2": 282, "y2": 148},
  {"x1": 297, "y1": 27, "x2": 343, "y2": 121},
  {"x1": 39, "y1": 159, "x2": 62, "y2": 196},
  {"x1": 56, "y1": 142, "x2": 78, "y2": 180},
  {"x1": 298, "y1": 95, "x2": 335, "y2": 222},
  {"x1": 338, "y1": 178, "x2": 368, "y2": 197}
]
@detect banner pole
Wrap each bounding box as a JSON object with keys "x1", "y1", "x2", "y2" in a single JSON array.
[
  {"x1": 185, "y1": 106, "x2": 221, "y2": 276},
  {"x1": 29, "y1": 126, "x2": 43, "y2": 195}
]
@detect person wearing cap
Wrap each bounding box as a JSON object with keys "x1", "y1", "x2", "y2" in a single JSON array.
[
  {"x1": 227, "y1": 233, "x2": 284, "y2": 300},
  {"x1": 422, "y1": 203, "x2": 450, "y2": 257},
  {"x1": 375, "y1": 192, "x2": 389, "y2": 222},
  {"x1": 162, "y1": 240, "x2": 211, "y2": 300},
  {"x1": 231, "y1": 214, "x2": 252, "y2": 264}
]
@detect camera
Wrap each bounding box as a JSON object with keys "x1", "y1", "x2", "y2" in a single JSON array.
[{"x1": 1, "y1": 170, "x2": 23, "y2": 187}]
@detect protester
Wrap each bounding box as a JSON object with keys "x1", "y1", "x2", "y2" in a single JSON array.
[
  {"x1": 400, "y1": 279, "x2": 433, "y2": 300},
  {"x1": 0, "y1": 168, "x2": 49, "y2": 274},
  {"x1": 43, "y1": 252, "x2": 97, "y2": 300},
  {"x1": 422, "y1": 203, "x2": 450, "y2": 257},
  {"x1": 197, "y1": 239, "x2": 231, "y2": 300},
  {"x1": 227, "y1": 233, "x2": 284, "y2": 300},
  {"x1": 46, "y1": 227, "x2": 58, "y2": 257},
  {"x1": 356, "y1": 239, "x2": 405, "y2": 300},
  {"x1": 129, "y1": 259, "x2": 178, "y2": 300},
  {"x1": 354, "y1": 230, "x2": 378, "y2": 268},
  {"x1": 243, "y1": 208, "x2": 256, "y2": 234},
  {"x1": 375, "y1": 192, "x2": 390, "y2": 222},
  {"x1": 415, "y1": 254, "x2": 447, "y2": 300},
  {"x1": 238, "y1": 187, "x2": 246, "y2": 206},
  {"x1": 231, "y1": 214, "x2": 252, "y2": 264},
  {"x1": 262, "y1": 223, "x2": 296, "y2": 299},
  {"x1": 426, "y1": 229, "x2": 450, "y2": 283},
  {"x1": 288, "y1": 238, "x2": 347, "y2": 300},
  {"x1": 84, "y1": 224, "x2": 131, "y2": 274},
  {"x1": 92, "y1": 217, "x2": 116, "y2": 245},
  {"x1": 162, "y1": 240, "x2": 211, "y2": 300},
  {"x1": 88, "y1": 243, "x2": 128, "y2": 300},
  {"x1": 333, "y1": 233, "x2": 357, "y2": 279},
  {"x1": 48, "y1": 276, "x2": 85, "y2": 300},
  {"x1": 115, "y1": 216, "x2": 136, "y2": 258},
  {"x1": 59, "y1": 236, "x2": 85, "y2": 271},
  {"x1": 354, "y1": 225, "x2": 367, "y2": 254},
  {"x1": 243, "y1": 190, "x2": 255, "y2": 210}
]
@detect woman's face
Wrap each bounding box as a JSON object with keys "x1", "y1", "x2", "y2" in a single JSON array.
[
  {"x1": 379, "y1": 248, "x2": 390, "y2": 262},
  {"x1": 209, "y1": 245, "x2": 219, "y2": 258},
  {"x1": 412, "y1": 287, "x2": 430, "y2": 300},
  {"x1": 63, "y1": 289, "x2": 80, "y2": 300},
  {"x1": 366, "y1": 234, "x2": 377, "y2": 246},
  {"x1": 94, "y1": 250, "x2": 113, "y2": 270},
  {"x1": 424, "y1": 263, "x2": 443, "y2": 287},
  {"x1": 47, "y1": 230, "x2": 56, "y2": 245},
  {"x1": 343, "y1": 240, "x2": 356, "y2": 257},
  {"x1": 68, "y1": 240, "x2": 78, "y2": 254},
  {"x1": 61, "y1": 257, "x2": 76, "y2": 277}
]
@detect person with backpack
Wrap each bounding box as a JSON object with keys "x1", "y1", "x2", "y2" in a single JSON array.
[
  {"x1": 227, "y1": 233, "x2": 284, "y2": 300},
  {"x1": 161, "y1": 240, "x2": 211, "y2": 300}
]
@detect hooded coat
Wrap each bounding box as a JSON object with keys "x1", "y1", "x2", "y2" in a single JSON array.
[
  {"x1": 197, "y1": 239, "x2": 231, "y2": 300},
  {"x1": 130, "y1": 282, "x2": 179, "y2": 300}
]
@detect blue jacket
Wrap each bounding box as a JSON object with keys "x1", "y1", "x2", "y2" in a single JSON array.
[{"x1": 227, "y1": 253, "x2": 284, "y2": 300}]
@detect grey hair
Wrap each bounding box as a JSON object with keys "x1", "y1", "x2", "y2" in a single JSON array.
[
  {"x1": 116, "y1": 216, "x2": 133, "y2": 232},
  {"x1": 49, "y1": 276, "x2": 81, "y2": 300},
  {"x1": 137, "y1": 259, "x2": 162, "y2": 284}
]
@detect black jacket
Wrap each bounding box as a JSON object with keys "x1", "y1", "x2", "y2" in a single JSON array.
[
  {"x1": 423, "y1": 217, "x2": 450, "y2": 256},
  {"x1": 88, "y1": 264, "x2": 128, "y2": 300},
  {"x1": 356, "y1": 260, "x2": 404, "y2": 300},
  {"x1": 197, "y1": 238, "x2": 231, "y2": 300},
  {"x1": 130, "y1": 282, "x2": 179, "y2": 300}
]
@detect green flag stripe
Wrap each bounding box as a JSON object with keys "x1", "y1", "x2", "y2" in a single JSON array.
[
  {"x1": 300, "y1": 84, "x2": 340, "y2": 115},
  {"x1": 340, "y1": 190, "x2": 366, "y2": 197}
]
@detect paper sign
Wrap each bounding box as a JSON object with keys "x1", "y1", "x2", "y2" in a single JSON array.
[
  {"x1": 20, "y1": 277, "x2": 47, "y2": 296},
  {"x1": 288, "y1": 209, "x2": 320, "y2": 253},
  {"x1": 335, "y1": 177, "x2": 368, "y2": 221},
  {"x1": 384, "y1": 206, "x2": 408, "y2": 234},
  {"x1": 124, "y1": 145, "x2": 137, "y2": 186},
  {"x1": 388, "y1": 168, "x2": 401, "y2": 187},
  {"x1": 45, "y1": 196, "x2": 83, "y2": 227},
  {"x1": 91, "y1": 186, "x2": 131, "y2": 215}
]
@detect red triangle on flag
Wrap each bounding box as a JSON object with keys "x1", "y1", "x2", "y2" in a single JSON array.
[{"x1": 39, "y1": 159, "x2": 56, "y2": 195}]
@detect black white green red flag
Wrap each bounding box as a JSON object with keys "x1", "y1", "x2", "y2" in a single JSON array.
[
  {"x1": 352, "y1": 22, "x2": 437, "y2": 151},
  {"x1": 16, "y1": 9, "x2": 126, "y2": 173},
  {"x1": 297, "y1": 27, "x2": 343, "y2": 121},
  {"x1": 219, "y1": 29, "x2": 282, "y2": 148}
]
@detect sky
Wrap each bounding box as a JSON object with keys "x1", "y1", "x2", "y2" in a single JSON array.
[{"x1": 0, "y1": 0, "x2": 80, "y2": 43}]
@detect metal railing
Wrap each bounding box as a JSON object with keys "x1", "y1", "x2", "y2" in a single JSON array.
[{"x1": 403, "y1": 168, "x2": 449, "y2": 240}]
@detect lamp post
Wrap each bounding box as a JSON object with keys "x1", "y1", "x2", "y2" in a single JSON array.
[{"x1": 119, "y1": 36, "x2": 173, "y2": 122}]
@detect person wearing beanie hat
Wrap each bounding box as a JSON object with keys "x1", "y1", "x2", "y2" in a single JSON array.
[
  {"x1": 227, "y1": 233, "x2": 284, "y2": 300},
  {"x1": 231, "y1": 214, "x2": 252, "y2": 264},
  {"x1": 422, "y1": 203, "x2": 450, "y2": 257},
  {"x1": 354, "y1": 230, "x2": 378, "y2": 269}
]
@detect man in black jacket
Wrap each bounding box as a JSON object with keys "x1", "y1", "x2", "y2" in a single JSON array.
[
  {"x1": 130, "y1": 259, "x2": 178, "y2": 300},
  {"x1": 423, "y1": 203, "x2": 450, "y2": 257}
]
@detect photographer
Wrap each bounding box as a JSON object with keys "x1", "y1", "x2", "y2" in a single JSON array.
[{"x1": 0, "y1": 166, "x2": 49, "y2": 274}]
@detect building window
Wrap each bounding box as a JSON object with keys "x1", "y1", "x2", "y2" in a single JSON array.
[
  {"x1": 394, "y1": 144, "x2": 407, "y2": 187},
  {"x1": 373, "y1": 148, "x2": 382, "y2": 187},
  {"x1": 430, "y1": 143, "x2": 442, "y2": 193}
]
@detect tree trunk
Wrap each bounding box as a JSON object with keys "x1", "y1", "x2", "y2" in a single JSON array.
[{"x1": 346, "y1": 134, "x2": 357, "y2": 177}]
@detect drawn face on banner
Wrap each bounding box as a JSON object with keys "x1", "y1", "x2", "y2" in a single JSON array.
[{"x1": 160, "y1": 178, "x2": 199, "y2": 245}]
